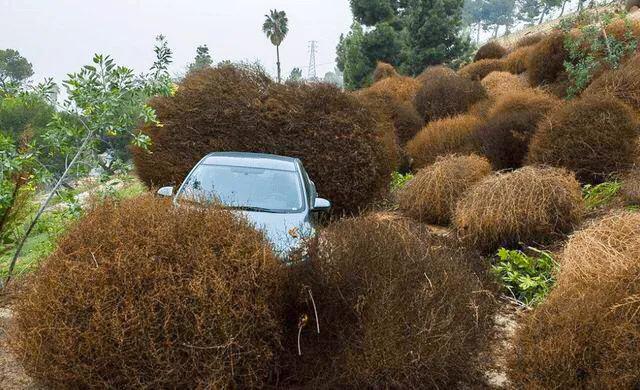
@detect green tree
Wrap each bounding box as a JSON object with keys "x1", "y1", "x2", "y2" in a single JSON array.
[
  {"x1": 336, "y1": 22, "x2": 373, "y2": 89},
  {"x1": 187, "y1": 45, "x2": 213, "y2": 73},
  {"x1": 481, "y1": 0, "x2": 516, "y2": 37},
  {"x1": 0, "y1": 49, "x2": 34, "y2": 92},
  {"x1": 262, "y1": 9, "x2": 289, "y2": 83},
  {"x1": 537, "y1": 0, "x2": 563, "y2": 24},
  {"x1": 323, "y1": 68, "x2": 344, "y2": 88},
  {"x1": 402, "y1": 0, "x2": 470, "y2": 75},
  {"x1": 350, "y1": 0, "x2": 397, "y2": 25},
  {"x1": 3, "y1": 35, "x2": 174, "y2": 286},
  {"x1": 517, "y1": 0, "x2": 543, "y2": 25},
  {"x1": 338, "y1": 0, "x2": 470, "y2": 85},
  {"x1": 0, "y1": 92, "x2": 54, "y2": 140},
  {"x1": 0, "y1": 131, "x2": 36, "y2": 246},
  {"x1": 0, "y1": 80, "x2": 58, "y2": 248},
  {"x1": 361, "y1": 22, "x2": 404, "y2": 66},
  {"x1": 463, "y1": 0, "x2": 485, "y2": 43},
  {"x1": 287, "y1": 67, "x2": 303, "y2": 82}
]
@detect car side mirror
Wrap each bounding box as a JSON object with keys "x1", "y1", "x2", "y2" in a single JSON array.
[
  {"x1": 312, "y1": 197, "x2": 331, "y2": 212},
  {"x1": 157, "y1": 186, "x2": 174, "y2": 197}
]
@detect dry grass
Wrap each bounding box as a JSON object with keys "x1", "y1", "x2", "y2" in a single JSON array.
[
  {"x1": 539, "y1": 71, "x2": 571, "y2": 98},
  {"x1": 406, "y1": 114, "x2": 482, "y2": 169},
  {"x1": 9, "y1": 195, "x2": 286, "y2": 389},
  {"x1": 369, "y1": 107, "x2": 403, "y2": 173},
  {"x1": 584, "y1": 53, "x2": 640, "y2": 113},
  {"x1": 508, "y1": 211, "x2": 640, "y2": 388},
  {"x1": 526, "y1": 31, "x2": 567, "y2": 86},
  {"x1": 372, "y1": 61, "x2": 399, "y2": 82},
  {"x1": 398, "y1": 154, "x2": 492, "y2": 225},
  {"x1": 626, "y1": 0, "x2": 640, "y2": 11},
  {"x1": 480, "y1": 71, "x2": 530, "y2": 99},
  {"x1": 503, "y1": 47, "x2": 531, "y2": 74},
  {"x1": 366, "y1": 74, "x2": 421, "y2": 103},
  {"x1": 357, "y1": 87, "x2": 424, "y2": 146},
  {"x1": 515, "y1": 33, "x2": 544, "y2": 48},
  {"x1": 474, "y1": 41, "x2": 508, "y2": 61},
  {"x1": 414, "y1": 66, "x2": 487, "y2": 123},
  {"x1": 474, "y1": 89, "x2": 559, "y2": 169},
  {"x1": 604, "y1": 17, "x2": 640, "y2": 44},
  {"x1": 458, "y1": 59, "x2": 506, "y2": 81},
  {"x1": 621, "y1": 168, "x2": 640, "y2": 205},
  {"x1": 528, "y1": 94, "x2": 639, "y2": 184},
  {"x1": 280, "y1": 214, "x2": 498, "y2": 388},
  {"x1": 467, "y1": 99, "x2": 494, "y2": 118},
  {"x1": 416, "y1": 64, "x2": 456, "y2": 82},
  {"x1": 453, "y1": 166, "x2": 585, "y2": 252},
  {"x1": 132, "y1": 64, "x2": 393, "y2": 214}
]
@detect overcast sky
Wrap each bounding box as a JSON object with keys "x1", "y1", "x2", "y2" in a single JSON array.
[{"x1": 0, "y1": 0, "x2": 353, "y2": 87}]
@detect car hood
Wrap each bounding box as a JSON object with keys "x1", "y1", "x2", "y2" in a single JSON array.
[{"x1": 237, "y1": 210, "x2": 313, "y2": 256}]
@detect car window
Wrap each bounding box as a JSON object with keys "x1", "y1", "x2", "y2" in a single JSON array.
[
  {"x1": 178, "y1": 164, "x2": 304, "y2": 213},
  {"x1": 299, "y1": 165, "x2": 314, "y2": 203}
]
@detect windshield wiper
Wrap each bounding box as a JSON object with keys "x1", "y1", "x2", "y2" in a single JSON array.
[{"x1": 227, "y1": 205, "x2": 278, "y2": 213}]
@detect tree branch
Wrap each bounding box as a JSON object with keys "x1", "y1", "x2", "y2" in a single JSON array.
[{"x1": 2, "y1": 120, "x2": 94, "y2": 289}]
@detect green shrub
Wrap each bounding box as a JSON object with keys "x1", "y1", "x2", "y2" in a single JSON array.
[
  {"x1": 492, "y1": 247, "x2": 557, "y2": 306},
  {"x1": 582, "y1": 181, "x2": 622, "y2": 210},
  {"x1": 563, "y1": 16, "x2": 639, "y2": 97},
  {"x1": 390, "y1": 171, "x2": 413, "y2": 192},
  {"x1": 0, "y1": 205, "x2": 80, "y2": 280}
]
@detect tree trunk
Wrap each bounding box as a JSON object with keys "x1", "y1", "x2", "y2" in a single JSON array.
[
  {"x1": 538, "y1": 5, "x2": 549, "y2": 25},
  {"x1": 276, "y1": 45, "x2": 282, "y2": 83},
  {"x1": 559, "y1": 0, "x2": 568, "y2": 17},
  {"x1": 476, "y1": 23, "x2": 481, "y2": 45},
  {"x1": 3, "y1": 128, "x2": 94, "y2": 288},
  {"x1": 493, "y1": 24, "x2": 499, "y2": 38}
]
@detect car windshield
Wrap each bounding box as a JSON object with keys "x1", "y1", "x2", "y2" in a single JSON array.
[{"x1": 177, "y1": 164, "x2": 304, "y2": 213}]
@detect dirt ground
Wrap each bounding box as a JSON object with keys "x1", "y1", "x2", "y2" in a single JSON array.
[
  {"x1": 0, "y1": 307, "x2": 39, "y2": 390},
  {"x1": 480, "y1": 300, "x2": 522, "y2": 389}
]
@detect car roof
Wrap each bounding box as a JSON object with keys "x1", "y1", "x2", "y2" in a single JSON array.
[{"x1": 200, "y1": 152, "x2": 299, "y2": 172}]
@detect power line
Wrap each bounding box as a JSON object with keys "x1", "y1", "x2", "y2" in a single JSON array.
[
  {"x1": 307, "y1": 40, "x2": 318, "y2": 80},
  {"x1": 300, "y1": 61, "x2": 334, "y2": 69}
]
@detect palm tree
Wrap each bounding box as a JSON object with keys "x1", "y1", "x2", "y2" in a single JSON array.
[{"x1": 262, "y1": 9, "x2": 289, "y2": 83}]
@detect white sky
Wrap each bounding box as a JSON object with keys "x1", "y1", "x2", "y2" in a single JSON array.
[{"x1": 0, "y1": 0, "x2": 352, "y2": 86}]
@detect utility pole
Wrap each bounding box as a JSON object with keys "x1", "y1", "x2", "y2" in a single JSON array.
[{"x1": 307, "y1": 40, "x2": 318, "y2": 81}]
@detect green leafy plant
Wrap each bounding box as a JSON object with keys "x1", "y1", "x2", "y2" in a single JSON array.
[
  {"x1": 3, "y1": 36, "x2": 174, "y2": 286},
  {"x1": 0, "y1": 132, "x2": 39, "y2": 246},
  {"x1": 492, "y1": 247, "x2": 557, "y2": 306},
  {"x1": 582, "y1": 181, "x2": 621, "y2": 210},
  {"x1": 391, "y1": 171, "x2": 413, "y2": 192},
  {"x1": 563, "y1": 14, "x2": 638, "y2": 98}
]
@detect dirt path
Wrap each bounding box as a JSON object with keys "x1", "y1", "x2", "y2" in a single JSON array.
[
  {"x1": 0, "y1": 308, "x2": 39, "y2": 389},
  {"x1": 479, "y1": 299, "x2": 522, "y2": 389}
]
